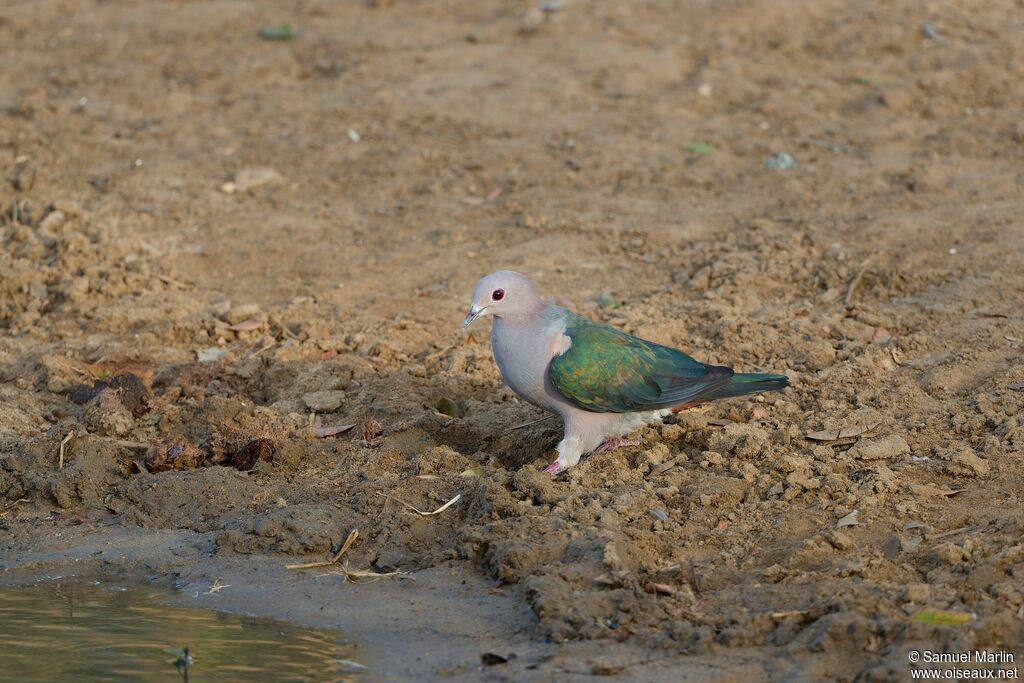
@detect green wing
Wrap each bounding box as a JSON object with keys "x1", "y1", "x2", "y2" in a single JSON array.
[{"x1": 548, "y1": 313, "x2": 733, "y2": 413}]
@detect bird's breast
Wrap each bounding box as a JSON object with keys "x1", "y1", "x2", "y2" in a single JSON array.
[{"x1": 491, "y1": 318, "x2": 562, "y2": 413}]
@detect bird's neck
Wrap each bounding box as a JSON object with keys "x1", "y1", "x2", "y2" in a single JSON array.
[{"x1": 494, "y1": 298, "x2": 547, "y2": 326}]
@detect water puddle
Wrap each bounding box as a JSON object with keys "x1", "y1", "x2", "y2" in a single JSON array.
[{"x1": 0, "y1": 579, "x2": 371, "y2": 682}]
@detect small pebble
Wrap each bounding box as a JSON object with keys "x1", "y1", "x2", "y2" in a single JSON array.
[
  {"x1": 519, "y1": 7, "x2": 545, "y2": 33},
  {"x1": 765, "y1": 152, "x2": 795, "y2": 170}
]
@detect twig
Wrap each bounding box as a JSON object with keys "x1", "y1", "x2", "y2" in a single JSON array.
[
  {"x1": 504, "y1": 414, "x2": 557, "y2": 433},
  {"x1": 285, "y1": 529, "x2": 360, "y2": 570},
  {"x1": 59, "y1": 431, "x2": 75, "y2": 469},
  {"x1": 376, "y1": 492, "x2": 462, "y2": 516}
]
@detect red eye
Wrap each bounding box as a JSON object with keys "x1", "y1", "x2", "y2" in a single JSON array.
[{"x1": 492, "y1": 288, "x2": 505, "y2": 301}]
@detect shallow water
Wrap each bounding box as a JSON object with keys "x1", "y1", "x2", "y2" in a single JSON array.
[{"x1": 0, "y1": 579, "x2": 370, "y2": 682}]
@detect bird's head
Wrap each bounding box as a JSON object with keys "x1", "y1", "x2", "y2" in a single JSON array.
[{"x1": 462, "y1": 270, "x2": 541, "y2": 329}]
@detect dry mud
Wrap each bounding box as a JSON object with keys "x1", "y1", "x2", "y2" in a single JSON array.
[{"x1": 1, "y1": 0, "x2": 1023, "y2": 680}]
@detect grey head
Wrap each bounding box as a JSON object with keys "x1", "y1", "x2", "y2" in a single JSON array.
[{"x1": 462, "y1": 271, "x2": 544, "y2": 329}]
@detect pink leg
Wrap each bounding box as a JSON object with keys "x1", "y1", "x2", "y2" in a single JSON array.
[{"x1": 594, "y1": 436, "x2": 640, "y2": 454}]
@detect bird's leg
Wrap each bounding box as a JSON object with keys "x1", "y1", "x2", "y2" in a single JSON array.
[
  {"x1": 594, "y1": 436, "x2": 641, "y2": 453},
  {"x1": 543, "y1": 436, "x2": 584, "y2": 476}
]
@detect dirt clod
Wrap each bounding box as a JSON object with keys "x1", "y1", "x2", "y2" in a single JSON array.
[
  {"x1": 145, "y1": 437, "x2": 206, "y2": 473},
  {"x1": 229, "y1": 438, "x2": 276, "y2": 471}
]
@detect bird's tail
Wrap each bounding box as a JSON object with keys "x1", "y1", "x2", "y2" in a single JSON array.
[
  {"x1": 669, "y1": 372, "x2": 789, "y2": 412},
  {"x1": 702, "y1": 372, "x2": 789, "y2": 401}
]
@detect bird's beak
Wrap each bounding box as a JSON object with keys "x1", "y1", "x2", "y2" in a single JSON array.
[{"x1": 462, "y1": 305, "x2": 485, "y2": 329}]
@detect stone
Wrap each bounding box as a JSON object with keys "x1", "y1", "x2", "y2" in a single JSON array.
[
  {"x1": 302, "y1": 390, "x2": 345, "y2": 412},
  {"x1": 848, "y1": 434, "x2": 910, "y2": 460}
]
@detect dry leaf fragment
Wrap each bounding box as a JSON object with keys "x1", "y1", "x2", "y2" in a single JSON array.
[
  {"x1": 480, "y1": 653, "x2": 509, "y2": 666},
  {"x1": 805, "y1": 423, "x2": 875, "y2": 441},
  {"x1": 229, "y1": 167, "x2": 284, "y2": 192},
  {"x1": 436, "y1": 397, "x2": 462, "y2": 418},
  {"x1": 228, "y1": 317, "x2": 263, "y2": 332},
  {"x1": 314, "y1": 424, "x2": 355, "y2": 438},
  {"x1": 910, "y1": 608, "x2": 973, "y2": 625},
  {"x1": 650, "y1": 459, "x2": 678, "y2": 477},
  {"x1": 835, "y1": 509, "x2": 860, "y2": 528},
  {"x1": 909, "y1": 483, "x2": 965, "y2": 497},
  {"x1": 196, "y1": 347, "x2": 228, "y2": 363}
]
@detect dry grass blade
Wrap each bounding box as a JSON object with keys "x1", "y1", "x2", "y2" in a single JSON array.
[
  {"x1": 252, "y1": 339, "x2": 279, "y2": 356},
  {"x1": 930, "y1": 523, "x2": 985, "y2": 541},
  {"x1": 340, "y1": 565, "x2": 407, "y2": 583},
  {"x1": 377, "y1": 492, "x2": 462, "y2": 516},
  {"x1": 771, "y1": 610, "x2": 808, "y2": 619},
  {"x1": 503, "y1": 414, "x2": 556, "y2": 433},
  {"x1": 58, "y1": 431, "x2": 75, "y2": 470},
  {"x1": 156, "y1": 274, "x2": 190, "y2": 289},
  {"x1": 845, "y1": 258, "x2": 871, "y2": 307},
  {"x1": 0, "y1": 498, "x2": 29, "y2": 517},
  {"x1": 285, "y1": 529, "x2": 360, "y2": 570},
  {"x1": 683, "y1": 559, "x2": 702, "y2": 596},
  {"x1": 108, "y1": 438, "x2": 149, "y2": 450}
]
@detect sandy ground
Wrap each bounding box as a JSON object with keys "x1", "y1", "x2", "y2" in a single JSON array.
[{"x1": 1, "y1": 0, "x2": 1023, "y2": 680}]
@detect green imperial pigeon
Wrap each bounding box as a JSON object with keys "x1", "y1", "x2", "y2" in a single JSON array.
[{"x1": 462, "y1": 271, "x2": 789, "y2": 475}]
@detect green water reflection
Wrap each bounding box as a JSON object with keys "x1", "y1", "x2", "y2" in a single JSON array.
[{"x1": 0, "y1": 580, "x2": 368, "y2": 682}]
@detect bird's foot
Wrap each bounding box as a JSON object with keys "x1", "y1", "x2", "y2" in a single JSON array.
[
  {"x1": 542, "y1": 460, "x2": 566, "y2": 476},
  {"x1": 594, "y1": 436, "x2": 641, "y2": 454}
]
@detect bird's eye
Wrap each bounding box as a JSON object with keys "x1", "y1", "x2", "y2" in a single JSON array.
[{"x1": 492, "y1": 288, "x2": 505, "y2": 301}]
